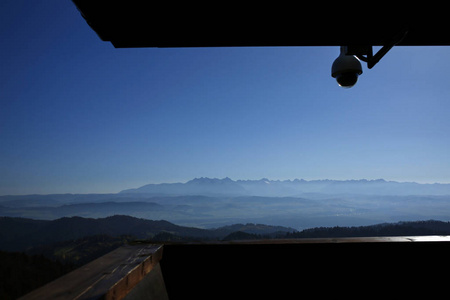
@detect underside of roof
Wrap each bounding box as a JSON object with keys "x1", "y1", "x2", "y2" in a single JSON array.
[{"x1": 72, "y1": 1, "x2": 450, "y2": 48}]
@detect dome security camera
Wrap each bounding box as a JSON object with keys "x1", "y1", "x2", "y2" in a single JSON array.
[{"x1": 331, "y1": 47, "x2": 363, "y2": 88}]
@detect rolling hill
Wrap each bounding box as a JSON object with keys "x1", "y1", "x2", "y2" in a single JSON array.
[{"x1": 0, "y1": 215, "x2": 294, "y2": 252}]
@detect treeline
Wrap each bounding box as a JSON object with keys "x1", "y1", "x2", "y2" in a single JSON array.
[
  {"x1": 1, "y1": 235, "x2": 131, "y2": 299},
  {"x1": 27, "y1": 234, "x2": 132, "y2": 266},
  {"x1": 283, "y1": 220, "x2": 450, "y2": 239},
  {"x1": 211, "y1": 220, "x2": 450, "y2": 241},
  {"x1": 0, "y1": 251, "x2": 73, "y2": 300}
]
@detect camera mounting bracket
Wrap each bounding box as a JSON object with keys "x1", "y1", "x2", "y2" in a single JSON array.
[{"x1": 344, "y1": 28, "x2": 409, "y2": 69}]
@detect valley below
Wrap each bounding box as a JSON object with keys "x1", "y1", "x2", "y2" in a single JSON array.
[{"x1": 2, "y1": 178, "x2": 450, "y2": 230}]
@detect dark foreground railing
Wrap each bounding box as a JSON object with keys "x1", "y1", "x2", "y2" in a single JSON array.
[
  {"x1": 21, "y1": 236, "x2": 450, "y2": 299},
  {"x1": 20, "y1": 244, "x2": 166, "y2": 300}
]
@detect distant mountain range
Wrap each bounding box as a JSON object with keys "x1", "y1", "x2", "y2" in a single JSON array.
[
  {"x1": 120, "y1": 177, "x2": 450, "y2": 196},
  {"x1": 2, "y1": 178, "x2": 450, "y2": 230}
]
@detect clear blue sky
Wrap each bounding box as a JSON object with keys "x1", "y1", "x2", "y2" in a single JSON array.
[{"x1": 1, "y1": 1, "x2": 450, "y2": 194}]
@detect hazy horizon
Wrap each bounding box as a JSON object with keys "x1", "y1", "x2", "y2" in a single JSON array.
[
  {"x1": 2, "y1": 176, "x2": 450, "y2": 196},
  {"x1": 3, "y1": 176, "x2": 450, "y2": 230}
]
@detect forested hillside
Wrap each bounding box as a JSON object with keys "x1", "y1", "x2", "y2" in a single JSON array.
[{"x1": 2, "y1": 216, "x2": 450, "y2": 299}]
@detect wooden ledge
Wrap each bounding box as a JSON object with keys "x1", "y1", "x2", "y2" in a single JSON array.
[
  {"x1": 20, "y1": 244, "x2": 163, "y2": 300},
  {"x1": 162, "y1": 235, "x2": 450, "y2": 245}
]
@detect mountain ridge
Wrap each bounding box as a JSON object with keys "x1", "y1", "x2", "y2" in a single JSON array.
[
  {"x1": 119, "y1": 177, "x2": 450, "y2": 196},
  {"x1": 3, "y1": 178, "x2": 450, "y2": 230}
]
